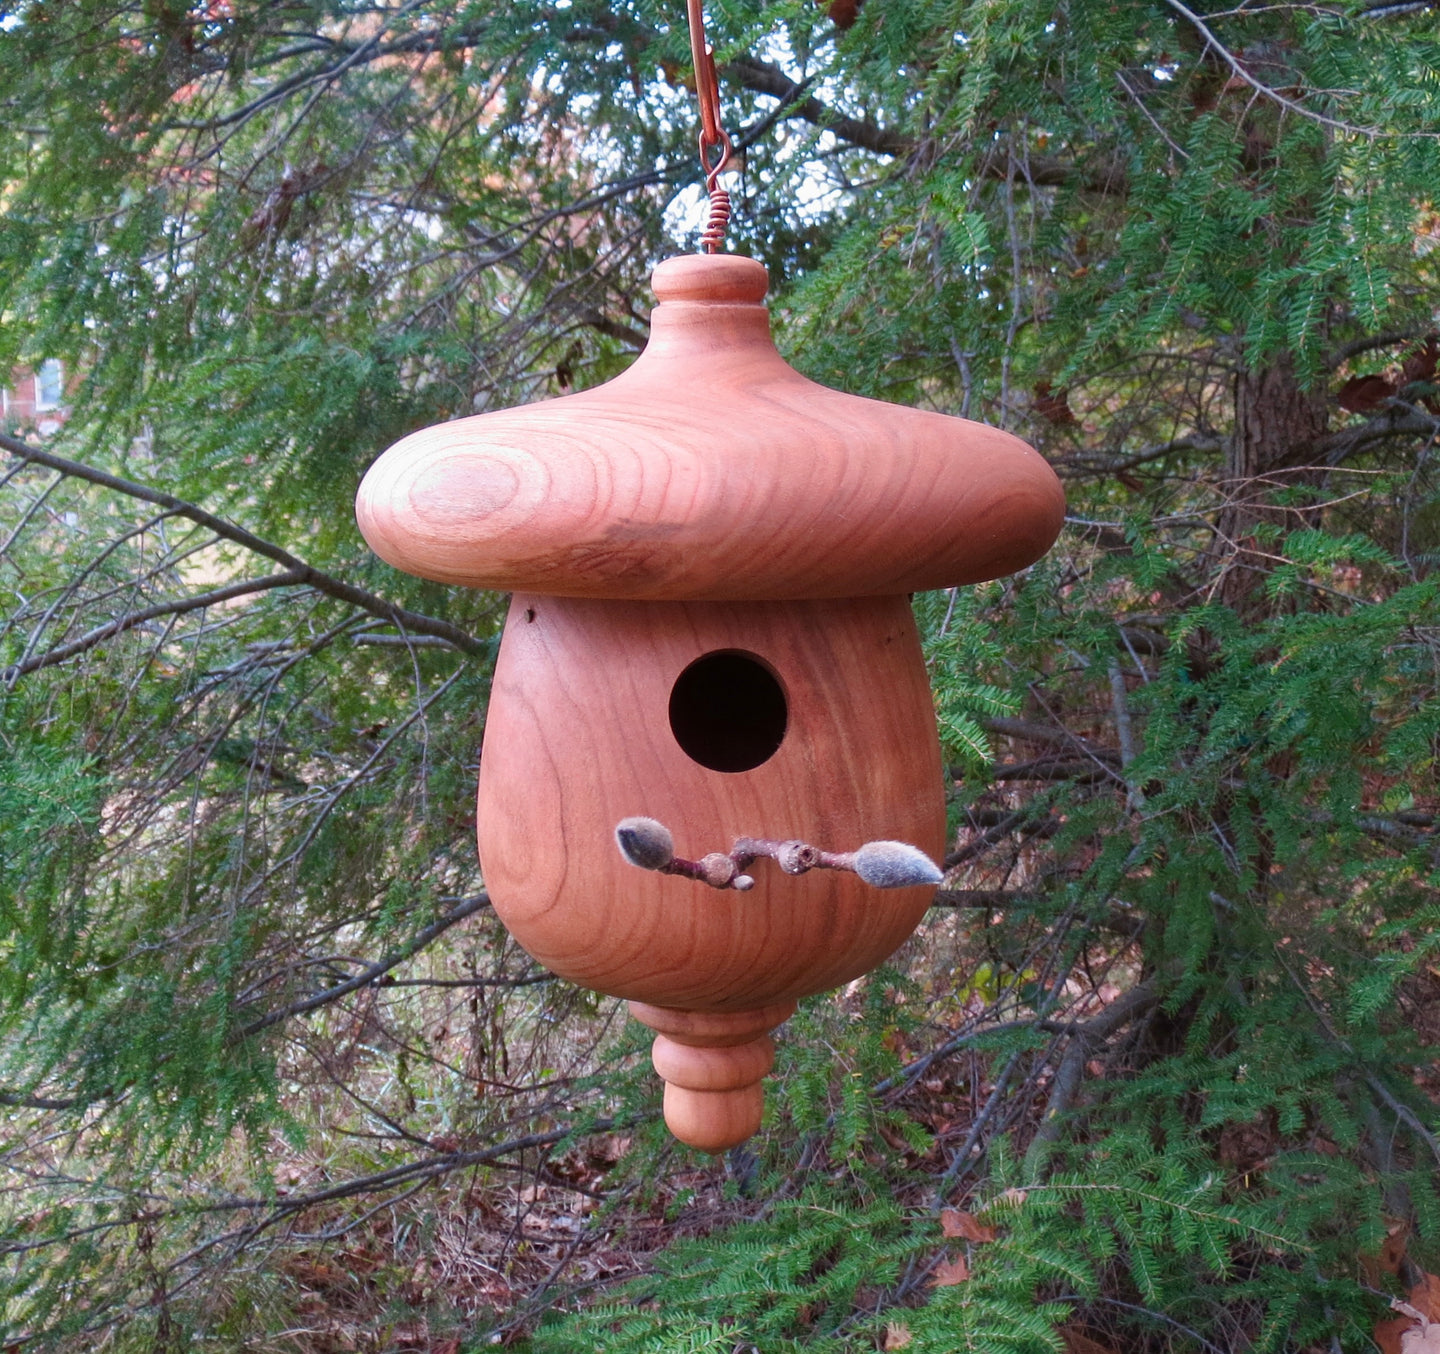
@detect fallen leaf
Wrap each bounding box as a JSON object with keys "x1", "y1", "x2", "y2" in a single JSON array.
[
  {"x1": 1376, "y1": 1315, "x2": 1411, "y2": 1354},
  {"x1": 941, "y1": 1208, "x2": 998, "y2": 1243},
  {"x1": 931, "y1": 1254, "x2": 970, "y2": 1286},
  {"x1": 1060, "y1": 1326, "x2": 1119, "y2": 1354},
  {"x1": 883, "y1": 1322, "x2": 913, "y2": 1349},
  {"x1": 1379, "y1": 1285, "x2": 1440, "y2": 1354},
  {"x1": 1411, "y1": 1273, "x2": 1440, "y2": 1320},
  {"x1": 1405, "y1": 1327, "x2": 1440, "y2": 1354},
  {"x1": 878, "y1": 1123, "x2": 912, "y2": 1153},
  {"x1": 995, "y1": 1187, "x2": 1029, "y2": 1208},
  {"x1": 1393, "y1": 1302, "x2": 1440, "y2": 1354}
]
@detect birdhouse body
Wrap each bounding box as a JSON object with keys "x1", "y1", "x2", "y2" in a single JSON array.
[
  {"x1": 356, "y1": 253, "x2": 1065, "y2": 1154},
  {"x1": 477, "y1": 591, "x2": 945, "y2": 1011}
]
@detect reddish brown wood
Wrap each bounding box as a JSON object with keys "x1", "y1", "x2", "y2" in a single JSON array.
[
  {"x1": 478, "y1": 593, "x2": 944, "y2": 1004},
  {"x1": 477, "y1": 593, "x2": 945, "y2": 1148},
  {"x1": 641, "y1": 1007, "x2": 793, "y2": 1154},
  {"x1": 357, "y1": 252, "x2": 1067, "y2": 1153},
  {"x1": 356, "y1": 254, "x2": 1064, "y2": 601}
]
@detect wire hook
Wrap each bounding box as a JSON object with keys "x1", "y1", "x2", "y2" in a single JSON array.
[{"x1": 686, "y1": 0, "x2": 733, "y2": 252}]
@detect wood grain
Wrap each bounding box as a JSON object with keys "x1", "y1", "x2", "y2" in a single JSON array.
[
  {"x1": 356, "y1": 253, "x2": 1065, "y2": 601},
  {"x1": 359, "y1": 251, "x2": 1066, "y2": 1151},
  {"x1": 476, "y1": 592, "x2": 946, "y2": 1011},
  {"x1": 477, "y1": 591, "x2": 945, "y2": 1151}
]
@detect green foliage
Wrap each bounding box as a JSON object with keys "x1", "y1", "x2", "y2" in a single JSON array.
[{"x1": 2, "y1": 0, "x2": 1440, "y2": 1348}]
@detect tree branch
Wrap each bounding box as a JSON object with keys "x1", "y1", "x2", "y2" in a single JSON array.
[
  {"x1": 723, "y1": 54, "x2": 1126, "y2": 193},
  {"x1": 1159, "y1": 0, "x2": 1386, "y2": 136},
  {"x1": 1, "y1": 895, "x2": 502, "y2": 1112},
  {"x1": 984, "y1": 716, "x2": 1122, "y2": 763},
  {"x1": 1025, "y1": 983, "x2": 1160, "y2": 1169},
  {"x1": 233, "y1": 892, "x2": 493, "y2": 1039},
  {"x1": 1320, "y1": 403, "x2": 1440, "y2": 466},
  {"x1": 944, "y1": 809, "x2": 1063, "y2": 868},
  {"x1": 724, "y1": 55, "x2": 910, "y2": 158},
  {"x1": 1055, "y1": 431, "x2": 1224, "y2": 477},
  {"x1": 964, "y1": 756, "x2": 1114, "y2": 782},
  {"x1": 3, "y1": 573, "x2": 304, "y2": 681},
  {"x1": 1326, "y1": 329, "x2": 1428, "y2": 369},
  {"x1": 0, "y1": 433, "x2": 485, "y2": 654},
  {"x1": 0, "y1": 1091, "x2": 83, "y2": 1110}
]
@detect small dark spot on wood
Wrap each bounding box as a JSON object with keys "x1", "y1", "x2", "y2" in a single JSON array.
[{"x1": 524, "y1": 608, "x2": 536, "y2": 623}]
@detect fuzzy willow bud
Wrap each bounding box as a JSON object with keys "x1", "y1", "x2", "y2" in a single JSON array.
[
  {"x1": 615, "y1": 816, "x2": 676, "y2": 871},
  {"x1": 852, "y1": 840, "x2": 943, "y2": 889}
]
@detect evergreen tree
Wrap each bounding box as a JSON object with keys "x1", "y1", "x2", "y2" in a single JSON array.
[{"x1": 1, "y1": 0, "x2": 1438, "y2": 1347}]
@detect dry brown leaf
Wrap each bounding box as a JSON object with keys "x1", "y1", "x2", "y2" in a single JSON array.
[
  {"x1": 1339, "y1": 373, "x2": 1397, "y2": 414},
  {"x1": 1378, "y1": 1284, "x2": 1440, "y2": 1354},
  {"x1": 941, "y1": 1208, "x2": 999, "y2": 1243},
  {"x1": 1059, "y1": 1326, "x2": 1119, "y2": 1354},
  {"x1": 1362, "y1": 1220, "x2": 1410, "y2": 1286},
  {"x1": 996, "y1": 1187, "x2": 1029, "y2": 1207},
  {"x1": 878, "y1": 1123, "x2": 912, "y2": 1153},
  {"x1": 1376, "y1": 1315, "x2": 1412, "y2": 1354},
  {"x1": 1033, "y1": 380, "x2": 1078, "y2": 426},
  {"x1": 931, "y1": 1254, "x2": 970, "y2": 1286},
  {"x1": 1411, "y1": 1273, "x2": 1440, "y2": 1320},
  {"x1": 883, "y1": 1322, "x2": 913, "y2": 1349}
]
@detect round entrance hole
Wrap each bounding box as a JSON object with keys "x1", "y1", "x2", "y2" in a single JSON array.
[{"x1": 668, "y1": 651, "x2": 788, "y2": 773}]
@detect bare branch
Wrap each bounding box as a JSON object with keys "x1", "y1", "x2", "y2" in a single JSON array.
[
  {"x1": 1055, "y1": 432, "x2": 1225, "y2": 477},
  {"x1": 724, "y1": 55, "x2": 1127, "y2": 193},
  {"x1": 0, "y1": 432, "x2": 484, "y2": 654},
  {"x1": 1160, "y1": 0, "x2": 1399, "y2": 136},
  {"x1": 233, "y1": 892, "x2": 493, "y2": 1039},
  {"x1": 724, "y1": 56, "x2": 909, "y2": 158},
  {"x1": 944, "y1": 809, "x2": 1063, "y2": 868},
  {"x1": 2, "y1": 572, "x2": 304, "y2": 681},
  {"x1": 984, "y1": 716, "x2": 1122, "y2": 763},
  {"x1": 1321, "y1": 402, "x2": 1440, "y2": 465},
  {"x1": 1025, "y1": 985, "x2": 1161, "y2": 1170},
  {"x1": 0, "y1": 1091, "x2": 82, "y2": 1111},
  {"x1": 1326, "y1": 329, "x2": 1429, "y2": 369}
]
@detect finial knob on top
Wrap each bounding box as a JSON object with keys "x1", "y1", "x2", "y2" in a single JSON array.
[{"x1": 651, "y1": 253, "x2": 768, "y2": 305}]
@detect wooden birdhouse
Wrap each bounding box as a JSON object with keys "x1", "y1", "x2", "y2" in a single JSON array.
[{"x1": 355, "y1": 252, "x2": 1063, "y2": 1153}]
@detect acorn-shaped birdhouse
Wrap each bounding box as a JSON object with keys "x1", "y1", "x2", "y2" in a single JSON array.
[{"x1": 356, "y1": 253, "x2": 1063, "y2": 1153}]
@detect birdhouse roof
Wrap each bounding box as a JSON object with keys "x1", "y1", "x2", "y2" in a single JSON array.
[{"x1": 355, "y1": 254, "x2": 1064, "y2": 601}]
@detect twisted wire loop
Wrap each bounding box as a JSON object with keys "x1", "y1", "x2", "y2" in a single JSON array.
[
  {"x1": 700, "y1": 184, "x2": 732, "y2": 253},
  {"x1": 686, "y1": 0, "x2": 734, "y2": 254}
]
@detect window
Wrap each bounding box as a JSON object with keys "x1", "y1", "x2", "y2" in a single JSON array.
[{"x1": 35, "y1": 359, "x2": 63, "y2": 411}]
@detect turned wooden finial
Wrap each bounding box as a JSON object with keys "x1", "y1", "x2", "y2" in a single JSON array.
[{"x1": 630, "y1": 1001, "x2": 795, "y2": 1154}]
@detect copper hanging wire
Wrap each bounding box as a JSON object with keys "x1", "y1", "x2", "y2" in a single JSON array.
[{"x1": 685, "y1": 0, "x2": 733, "y2": 253}]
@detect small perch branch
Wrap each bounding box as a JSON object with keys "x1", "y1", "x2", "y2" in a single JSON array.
[
  {"x1": 614, "y1": 818, "x2": 943, "y2": 892},
  {"x1": 733, "y1": 836, "x2": 856, "y2": 876}
]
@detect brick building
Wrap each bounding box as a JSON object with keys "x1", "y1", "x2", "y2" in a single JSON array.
[{"x1": 2, "y1": 359, "x2": 69, "y2": 436}]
